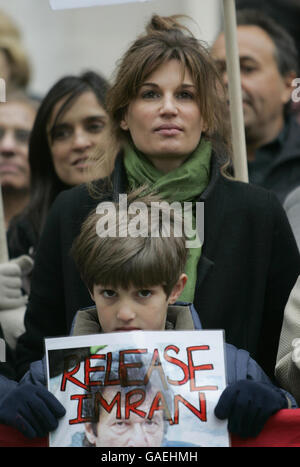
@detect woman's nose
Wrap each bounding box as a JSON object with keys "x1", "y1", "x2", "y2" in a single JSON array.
[
  {"x1": 159, "y1": 95, "x2": 178, "y2": 115},
  {"x1": 72, "y1": 128, "x2": 92, "y2": 150}
]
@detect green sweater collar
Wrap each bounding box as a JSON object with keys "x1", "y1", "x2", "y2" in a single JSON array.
[{"x1": 123, "y1": 138, "x2": 212, "y2": 202}]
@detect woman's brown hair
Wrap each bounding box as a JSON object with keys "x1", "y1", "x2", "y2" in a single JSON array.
[{"x1": 91, "y1": 14, "x2": 232, "y2": 181}]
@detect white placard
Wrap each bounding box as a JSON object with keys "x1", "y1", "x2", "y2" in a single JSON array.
[
  {"x1": 45, "y1": 329, "x2": 229, "y2": 447},
  {"x1": 49, "y1": 0, "x2": 151, "y2": 10}
]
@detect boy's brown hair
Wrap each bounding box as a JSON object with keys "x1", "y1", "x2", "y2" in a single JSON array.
[{"x1": 71, "y1": 190, "x2": 188, "y2": 297}]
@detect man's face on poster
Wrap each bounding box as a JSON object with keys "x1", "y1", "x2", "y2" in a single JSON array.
[{"x1": 85, "y1": 387, "x2": 165, "y2": 447}]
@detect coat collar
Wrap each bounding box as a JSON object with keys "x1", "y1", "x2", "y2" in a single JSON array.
[
  {"x1": 72, "y1": 303, "x2": 197, "y2": 337},
  {"x1": 255, "y1": 115, "x2": 300, "y2": 166}
]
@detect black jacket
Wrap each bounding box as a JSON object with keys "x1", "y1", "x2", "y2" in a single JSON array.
[
  {"x1": 15, "y1": 154, "x2": 300, "y2": 381},
  {"x1": 249, "y1": 117, "x2": 300, "y2": 204}
]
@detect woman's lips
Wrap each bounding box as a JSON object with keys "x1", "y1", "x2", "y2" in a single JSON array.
[
  {"x1": 154, "y1": 124, "x2": 183, "y2": 136},
  {"x1": 157, "y1": 129, "x2": 182, "y2": 136},
  {"x1": 114, "y1": 327, "x2": 141, "y2": 332},
  {"x1": 72, "y1": 157, "x2": 89, "y2": 168}
]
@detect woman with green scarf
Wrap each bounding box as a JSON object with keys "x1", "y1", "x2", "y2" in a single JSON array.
[{"x1": 15, "y1": 14, "x2": 299, "y2": 385}]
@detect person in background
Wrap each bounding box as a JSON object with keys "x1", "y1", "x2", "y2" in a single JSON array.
[
  {"x1": 0, "y1": 8, "x2": 32, "y2": 95},
  {"x1": 212, "y1": 9, "x2": 300, "y2": 204},
  {"x1": 14, "y1": 15, "x2": 300, "y2": 386},
  {"x1": 0, "y1": 35, "x2": 31, "y2": 95},
  {"x1": 8, "y1": 70, "x2": 110, "y2": 262},
  {"x1": 236, "y1": 0, "x2": 300, "y2": 76},
  {"x1": 0, "y1": 91, "x2": 37, "y2": 229},
  {"x1": 282, "y1": 186, "x2": 300, "y2": 251},
  {"x1": 0, "y1": 71, "x2": 109, "y2": 352},
  {"x1": 275, "y1": 275, "x2": 300, "y2": 406},
  {"x1": 0, "y1": 8, "x2": 22, "y2": 41},
  {"x1": 0, "y1": 91, "x2": 37, "y2": 352}
]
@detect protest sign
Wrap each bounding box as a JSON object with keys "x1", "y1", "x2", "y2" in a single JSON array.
[{"x1": 45, "y1": 330, "x2": 229, "y2": 447}]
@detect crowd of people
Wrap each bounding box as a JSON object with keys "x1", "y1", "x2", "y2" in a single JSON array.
[{"x1": 0, "y1": 4, "x2": 300, "y2": 447}]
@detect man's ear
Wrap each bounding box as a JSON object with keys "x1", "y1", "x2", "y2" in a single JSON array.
[
  {"x1": 85, "y1": 423, "x2": 97, "y2": 445},
  {"x1": 168, "y1": 273, "x2": 188, "y2": 304}
]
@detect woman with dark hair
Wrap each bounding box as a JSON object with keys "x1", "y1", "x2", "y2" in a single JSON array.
[
  {"x1": 14, "y1": 14, "x2": 299, "y2": 385},
  {"x1": 0, "y1": 71, "x2": 109, "y2": 350},
  {"x1": 8, "y1": 70, "x2": 110, "y2": 259}
]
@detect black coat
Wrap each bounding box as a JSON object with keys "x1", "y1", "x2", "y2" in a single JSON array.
[
  {"x1": 251, "y1": 117, "x2": 300, "y2": 204},
  {"x1": 15, "y1": 155, "x2": 300, "y2": 381}
]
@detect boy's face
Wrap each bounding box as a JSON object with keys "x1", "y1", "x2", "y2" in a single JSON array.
[{"x1": 91, "y1": 274, "x2": 187, "y2": 333}]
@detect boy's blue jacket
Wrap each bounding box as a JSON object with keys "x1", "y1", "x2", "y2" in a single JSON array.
[{"x1": 0, "y1": 302, "x2": 297, "y2": 408}]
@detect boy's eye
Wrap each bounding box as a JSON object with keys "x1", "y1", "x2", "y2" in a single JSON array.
[
  {"x1": 138, "y1": 290, "x2": 152, "y2": 298},
  {"x1": 102, "y1": 290, "x2": 117, "y2": 298}
]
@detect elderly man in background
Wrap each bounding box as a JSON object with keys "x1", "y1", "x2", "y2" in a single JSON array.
[
  {"x1": 0, "y1": 92, "x2": 37, "y2": 228},
  {"x1": 0, "y1": 92, "x2": 37, "y2": 353},
  {"x1": 212, "y1": 9, "x2": 300, "y2": 204}
]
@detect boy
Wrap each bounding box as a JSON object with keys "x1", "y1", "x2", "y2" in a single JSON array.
[{"x1": 0, "y1": 192, "x2": 296, "y2": 440}]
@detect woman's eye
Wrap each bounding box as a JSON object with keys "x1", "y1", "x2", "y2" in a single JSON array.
[
  {"x1": 51, "y1": 126, "x2": 72, "y2": 141},
  {"x1": 86, "y1": 121, "x2": 106, "y2": 133},
  {"x1": 177, "y1": 91, "x2": 194, "y2": 99},
  {"x1": 141, "y1": 90, "x2": 160, "y2": 99}
]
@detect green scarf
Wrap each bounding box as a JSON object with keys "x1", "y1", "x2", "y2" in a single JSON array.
[{"x1": 123, "y1": 139, "x2": 212, "y2": 302}]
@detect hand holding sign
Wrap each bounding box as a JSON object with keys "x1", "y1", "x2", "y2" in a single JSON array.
[{"x1": 0, "y1": 383, "x2": 65, "y2": 439}]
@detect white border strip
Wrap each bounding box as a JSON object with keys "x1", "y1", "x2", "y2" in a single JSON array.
[{"x1": 49, "y1": 0, "x2": 151, "y2": 10}]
